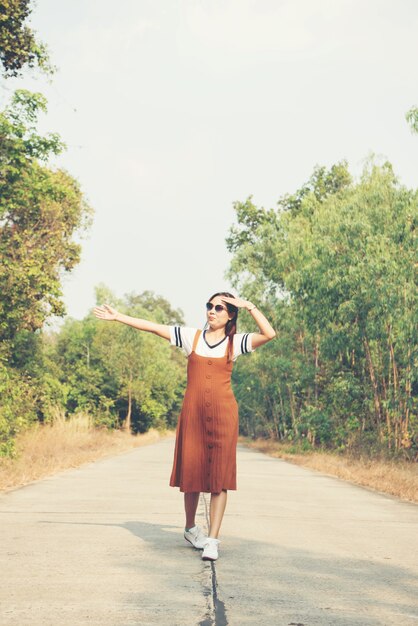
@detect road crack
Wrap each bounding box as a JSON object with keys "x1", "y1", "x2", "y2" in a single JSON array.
[{"x1": 198, "y1": 493, "x2": 228, "y2": 626}]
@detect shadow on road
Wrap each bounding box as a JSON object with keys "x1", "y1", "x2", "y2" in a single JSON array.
[
  {"x1": 217, "y1": 534, "x2": 418, "y2": 625},
  {"x1": 39, "y1": 518, "x2": 418, "y2": 625},
  {"x1": 40, "y1": 518, "x2": 213, "y2": 625}
]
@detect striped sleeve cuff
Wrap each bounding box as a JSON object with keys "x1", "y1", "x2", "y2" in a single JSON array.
[
  {"x1": 240, "y1": 333, "x2": 251, "y2": 354},
  {"x1": 173, "y1": 326, "x2": 183, "y2": 348}
]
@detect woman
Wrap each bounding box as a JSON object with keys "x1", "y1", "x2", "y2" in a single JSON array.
[{"x1": 94, "y1": 292, "x2": 275, "y2": 561}]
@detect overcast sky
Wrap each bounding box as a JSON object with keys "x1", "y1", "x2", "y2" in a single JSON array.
[{"x1": 2, "y1": 0, "x2": 417, "y2": 327}]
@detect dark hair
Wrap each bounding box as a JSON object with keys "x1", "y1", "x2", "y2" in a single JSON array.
[{"x1": 207, "y1": 291, "x2": 238, "y2": 362}]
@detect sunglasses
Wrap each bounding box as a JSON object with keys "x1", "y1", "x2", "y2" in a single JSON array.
[{"x1": 206, "y1": 302, "x2": 227, "y2": 313}]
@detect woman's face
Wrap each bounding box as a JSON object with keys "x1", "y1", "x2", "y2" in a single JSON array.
[{"x1": 206, "y1": 295, "x2": 231, "y2": 330}]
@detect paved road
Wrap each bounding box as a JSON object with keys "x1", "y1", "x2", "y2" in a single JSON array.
[{"x1": 1, "y1": 439, "x2": 418, "y2": 626}]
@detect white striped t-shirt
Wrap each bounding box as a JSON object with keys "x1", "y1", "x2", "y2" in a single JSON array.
[{"x1": 170, "y1": 327, "x2": 254, "y2": 361}]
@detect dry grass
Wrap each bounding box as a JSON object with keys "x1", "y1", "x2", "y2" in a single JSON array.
[
  {"x1": 241, "y1": 438, "x2": 418, "y2": 504},
  {"x1": 0, "y1": 412, "x2": 174, "y2": 492}
]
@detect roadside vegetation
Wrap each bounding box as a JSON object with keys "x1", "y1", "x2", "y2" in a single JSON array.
[
  {"x1": 0, "y1": 411, "x2": 173, "y2": 492},
  {"x1": 0, "y1": 1, "x2": 186, "y2": 462},
  {"x1": 229, "y1": 161, "x2": 417, "y2": 462}
]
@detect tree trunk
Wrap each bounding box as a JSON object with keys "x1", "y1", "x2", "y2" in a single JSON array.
[
  {"x1": 286, "y1": 382, "x2": 298, "y2": 436},
  {"x1": 277, "y1": 387, "x2": 286, "y2": 439},
  {"x1": 401, "y1": 346, "x2": 412, "y2": 451},
  {"x1": 363, "y1": 335, "x2": 383, "y2": 436},
  {"x1": 381, "y1": 369, "x2": 391, "y2": 449},
  {"x1": 125, "y1": 376, "x2": 132, "y2": 433},
  {"x1": 387, "y1": 324, "x2": 401, "y2": 449},
  {"x1": 314, "y1": 334, "x2": 320, "y2": 404}
]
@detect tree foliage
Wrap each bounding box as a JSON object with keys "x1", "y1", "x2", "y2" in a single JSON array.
[
  {"x1": 1, "y1": 285, "x2": 187, "y2": 454},
  {"x1": 0, "y1": 360, "x2": 36, "y2": 455},
  {"x1": 0, "y1": 90, "x2": 92, "y2": 353},
  {"x1": 0, "y1": 90, "x2": 91, "y2": 454},
  {"x1": 406, "y1": 106, "x2": 418, "y2": 135},
  {"x1": 228, "y1": 161, "x2": 418, "y2": 458},
  {"x1": 0, "y1": 0, "x2": 52, "y2": 76},
  {"x1": 49, "y1": 289, "x2": 186, "y2": 434}
]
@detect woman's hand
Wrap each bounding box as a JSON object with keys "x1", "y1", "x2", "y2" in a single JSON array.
[
  {"x1": 222, "y1": 295, "x2": 276, "y2": 347},
  {"x1": 92, "y1": 304, "x2": 171, "y2": 340},
  {"x1": 93, "y1": 303, "x2": 119, "y2": 321},
  {"x1": 221, "y1": 296, "x2": 254, "y2": 310}
]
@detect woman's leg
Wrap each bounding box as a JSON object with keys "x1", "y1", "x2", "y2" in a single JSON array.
[
  {"x1": 184, "y1": 492, "x2": 200, "y2": 528},
  {"x1": 209, "y1": 489, "x2": 227, "y2": 538}
]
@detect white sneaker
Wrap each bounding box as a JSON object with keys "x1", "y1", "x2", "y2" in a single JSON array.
[
  {"x1": 202, "y1": 538, "x2": 220, "y2": 561},
  {"x1": 184, "y1": 525, "x2": 207, "y2": 549}
]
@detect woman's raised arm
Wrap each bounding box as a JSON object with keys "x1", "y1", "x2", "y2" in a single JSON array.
[
  {"x1": 93, "y1": 304, "x2": 171, "y2": 340},
  {"x1": 221, "y1": 296, "x2": 276, "y2": 349}
]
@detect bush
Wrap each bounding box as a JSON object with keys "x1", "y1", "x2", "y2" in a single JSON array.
[
  {"x1": 299, "y1": 405, "x2": 332, "y2": 446},
  {"x1": 0, "y1": 363, "x2": 37, "y2": 456}
]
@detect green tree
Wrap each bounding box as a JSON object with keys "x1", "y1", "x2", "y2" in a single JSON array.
[
  {"x1": 52, "y1": 317, "x2": 110, "y2": 419},
  {"x1": 0, "y1": 0, "x2": 52, "y2": 77},
  {"x1": 0, "y1": 90, "x2": 92, "y2": 354},
  {"x1": 227, "y1": 161, "x2": 418, "y2": 457},
  {"x1": 0, "y1": 11, "x2": 91, "y2": 456},
  {"x1": 0, "y1": 361, "x2": 36, "y2": 455},
  {"x1": 93, "y1": 290, "x2": 185, "y2": 432},
  {"x1": 0, "y1": 90, "x2": 91, "y2": 454},
  {"x1": 406, "y1": 106, "x2": 418, "y2": 135},
  {"x1": 50, "y1": 289, "x2": 186, "y2": 433}
]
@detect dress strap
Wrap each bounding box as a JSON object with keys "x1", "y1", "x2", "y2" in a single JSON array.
[{"x1": 192, "y1": 329, "x2": 202, "y2": 353}]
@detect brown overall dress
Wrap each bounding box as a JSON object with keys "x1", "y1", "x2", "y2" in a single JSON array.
[{"x1": 169, "y1": 329, "x2": 239, "y2": 493}]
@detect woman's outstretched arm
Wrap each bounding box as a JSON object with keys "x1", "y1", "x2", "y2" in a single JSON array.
[
  {"x1": 93, "y1": 304, "x2": 171, "y2": 340},
  {"x1": 221, "y1": 296, "x2": 276, "y2": 349}
]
